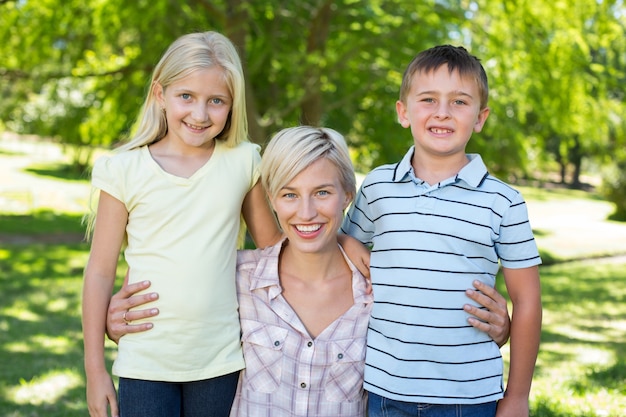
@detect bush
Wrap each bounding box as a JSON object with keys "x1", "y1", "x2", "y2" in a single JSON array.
[{"x1": 601, "y1": 159, "x2": 626, "y2": 221}]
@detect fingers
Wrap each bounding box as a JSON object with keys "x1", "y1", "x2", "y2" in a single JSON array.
[
  {"x1": 109, "y1": 281, "x2": 158, "y2": 315},
  {"x1": 108, "y1": 392, "x2": 120, "y2": 417},
  {"x1": 106, "y1": 280, "x2": 159, "y2": 344},
  {"x1": 120, "y1": 306, "x2": 159, "y2": 324},
  {"x1": 112, "y1": 279, "x2": 152, "y2": 302},
  {"x1": 464, "y1": 280, "x2": 511, "y2": 347},
  {"x1": 473, "y1": 279, "x2": 507, "y2": 306}
]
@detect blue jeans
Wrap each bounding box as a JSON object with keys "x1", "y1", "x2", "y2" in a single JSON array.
[
  {"x1": 368, "y1": 392, "x2": 497, "y2": 417},
  {"x1": 118, "y1": 371, "x2": 239, "y2": 417}
]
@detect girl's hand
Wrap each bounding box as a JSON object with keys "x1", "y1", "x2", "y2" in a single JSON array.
[{"x1": 86, "y1": 370, "x2": 118, "y2": 417}]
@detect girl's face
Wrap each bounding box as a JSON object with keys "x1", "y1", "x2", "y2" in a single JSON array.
[
  {"x1": 270, "y1": 158, "x2": 352, "y2": 256},
  {"x1": 155, "y1": 67, "x2": 231, "y2": 150},
  {"x1": 396, "y1": 64, "x2": 489, "y2": 159}
]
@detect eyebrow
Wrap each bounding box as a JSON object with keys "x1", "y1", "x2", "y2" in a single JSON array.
[
  {"x1": 171, "y1": 87, "x2": 231, "y2": 98},
  {"x1": 416, "y1": 90, "x2": 474, "y2": 98},
  {"x1": 281, "y1": 183, "x2": 337, "y2": 191}
]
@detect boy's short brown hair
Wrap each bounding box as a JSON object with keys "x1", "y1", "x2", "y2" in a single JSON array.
[{"x1": 399, "y1": 45, "x2": 489, "y2": 109}]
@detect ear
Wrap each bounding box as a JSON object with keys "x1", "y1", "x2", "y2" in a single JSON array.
[
  {"x1": 268, "y1": 192, "x2": 278, "y2": 213},
  {"x1": 342, "y1": 191, "x2": 354, "y2": 211},
  {"x1": 473, "y1": 107, "x2": 490, "y2": 133},
  {"x1": 153, "y1": 82, "x2": 166, "y2": 108},
  {"x1": 396, "y1": 100, "x2": 411, "y2": 128}
]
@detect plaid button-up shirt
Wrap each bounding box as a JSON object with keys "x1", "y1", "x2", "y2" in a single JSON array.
[{"x1": 230, "y1": 239, "x2": 373, "y2": 417}]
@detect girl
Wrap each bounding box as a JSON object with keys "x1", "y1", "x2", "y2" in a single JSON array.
[{"x1": 82, "y1": 31, "x2": 282, "y2": 417}]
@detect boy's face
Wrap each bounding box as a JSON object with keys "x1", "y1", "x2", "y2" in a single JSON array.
[{"x1": 396, "y1": 64, "x2": 489, "y2": 159}]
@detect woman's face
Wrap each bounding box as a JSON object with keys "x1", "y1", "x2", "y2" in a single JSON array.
[{"x1": 270, "y1": 158, "x2": 352, "y2": 256}]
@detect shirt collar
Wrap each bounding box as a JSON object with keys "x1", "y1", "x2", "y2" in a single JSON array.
[
  {"x1": 393, "y1": 146, "x2": 489, "y2": 188},
  {"x1": 249, "y1": 237, "x2": 373, "y2": 305}
]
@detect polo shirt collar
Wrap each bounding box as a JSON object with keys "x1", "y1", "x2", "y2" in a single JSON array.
[{"x1": 393, "y1": 146, "x2": 489, "y2": 188}]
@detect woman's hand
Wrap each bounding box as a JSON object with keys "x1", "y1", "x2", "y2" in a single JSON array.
[
  {"x1": 464, "y1": 280, "x2": 511, "y2": 347},
  {"x1": 106, "y1": 273, "x2": 159, "y2": 344}
]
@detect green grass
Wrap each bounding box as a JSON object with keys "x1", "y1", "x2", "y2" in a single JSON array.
[
  {"x1": 0, "y1": 166, "x2": 625, "y2": 416},
  {"x1": 0, "y1": 210, "x2": 86, "y2": 235}
]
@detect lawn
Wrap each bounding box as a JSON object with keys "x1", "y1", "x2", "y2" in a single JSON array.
[{"x1": 0, "y1": 158, "x2": 624, "y2": 416}]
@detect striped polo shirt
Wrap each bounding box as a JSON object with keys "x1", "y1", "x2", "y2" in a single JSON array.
[{"x1": 341, "y1": 147, "x2": 541, "y2": 404}]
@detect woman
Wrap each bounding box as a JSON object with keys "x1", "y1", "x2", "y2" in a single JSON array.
[{"x1": 106, "y1": 127, "x2": 512, "y2": 416}]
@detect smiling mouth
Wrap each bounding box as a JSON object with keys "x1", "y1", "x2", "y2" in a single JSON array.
[
  {"x1": 430, "y1": 127, "x2": 453, "y2": 134},
  {"x1": 295, "y1": 224, "x2": 321, "y2": 233},
  {"x1": 184, "y1": 121, "x2": 209, "y2": 131}
]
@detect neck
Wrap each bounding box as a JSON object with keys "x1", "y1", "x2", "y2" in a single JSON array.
[
  {"x1": 411, "y1": 152, "x2": 468, "y2": 185},
  {"x1": 279, "y1": 241, "x2": 347, "y2": 283}
]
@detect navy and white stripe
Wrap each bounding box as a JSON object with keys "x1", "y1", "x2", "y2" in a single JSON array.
[{"x1": 341, "y1": 147, "x2": 541, "y2": 404}]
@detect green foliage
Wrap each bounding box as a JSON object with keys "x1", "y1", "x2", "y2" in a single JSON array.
[
  {"x1": 1, "y1": 0, "x2": 625, "y2": 207},
  {"x1": 601, "y1": 159, "x2": 626, "y2": 221}
]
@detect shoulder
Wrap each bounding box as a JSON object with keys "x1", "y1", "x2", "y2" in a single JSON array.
[
  {"x1": 480, "y1": 174, "x2": 526, "y2": 204},
  {"x1": 92, "y1": 148, "x2": 145, "y2": 179},
  {"x1": 361, "y1": 163, "x2": 399, "y2": 186},
  {"x1": 237, "y1": 240, "x2": 282, "y2": 269},
  {"x1": 237, "y1": 248, "x2": 263, "y2": 268},
  {"x1": 220, "y1": 140, "x2": 261, "y2": 157}
]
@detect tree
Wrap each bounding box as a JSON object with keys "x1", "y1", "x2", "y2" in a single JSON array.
[{"x1": 1, "y1": 0, "x2": 624, "y2": 189}]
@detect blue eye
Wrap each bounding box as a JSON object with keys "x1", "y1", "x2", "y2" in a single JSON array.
[{"x1": 181, "y1": 93, "x2": 191, "y2": 100}]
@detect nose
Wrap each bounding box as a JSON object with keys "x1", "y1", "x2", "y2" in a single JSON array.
[
  {"x1": 434, "y1": 102, "x2": 451, "y2": 119},
  {"x1": 297, "y1": 197, "x2": 317, "y2": 220},
  {"x1": 191, "y1": 102, "x2": 209, "y2": 122}
]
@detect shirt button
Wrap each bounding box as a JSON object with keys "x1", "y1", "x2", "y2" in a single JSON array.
[
  {"x1": 338, "y1": 353, "x2": 344, "y2": 359},
  {"x1": 300, "y1": 382, "x2": 307, "y2": 388},
  {"x1": 274, "y1": 341, "x2": 280, "y2": 346},
  {"x1": 307, "y1": 341, "x2": 313, "y2": 347}
]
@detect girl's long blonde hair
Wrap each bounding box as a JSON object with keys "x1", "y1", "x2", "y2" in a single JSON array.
[
  {"x1": 121, "y1": 30, "x2": 248, "y2": 150},
  {"x1": 85, "y1": 31, "x2": 248, "y2": 240}
]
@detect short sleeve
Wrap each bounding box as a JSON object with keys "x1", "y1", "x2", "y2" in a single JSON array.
[
  {"x1": 91, "y1": 155, "x2": 125, "y2": 203},
  {"x1": 245, "y1": 142, "x2": 262, "y2": 192},
  {"x1": 495, "y1": 192, "x2": 542, "y2": 268}
]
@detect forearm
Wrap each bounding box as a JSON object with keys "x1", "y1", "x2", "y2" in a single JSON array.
[
  {"x1": 82, "y1": 273, "x2": 115, "y2": 376},
  {"x1": 506, "y1": 299, "x2": 542, "y2": 398}
]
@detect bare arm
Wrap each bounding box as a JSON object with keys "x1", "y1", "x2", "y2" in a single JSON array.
[
  {"x1": 337, "y1": 233, "x2": 370, "y2": 278},
  {"x1": 464, "y1": 280, "x2": 511, "y2": 347},
  {"x1": 83, "y1": 191, "x2": 127, "y2": 417},
  {"x1": 496, "y1": 266, "x2": 542, "y2": 417},
  {"x1": 241, "y1": 179, "x2": 283, "y2": 248}
]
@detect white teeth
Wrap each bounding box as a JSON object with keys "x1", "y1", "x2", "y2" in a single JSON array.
[
  {"x1": 186, "y1": 122, "x2": 206, "y2": 130},
  {"x1": 295, "y1": 224, "x2": 321, "y2": 233},
  {"x1": 431, "y1": 128, "x2": 451, "y2": 134}
]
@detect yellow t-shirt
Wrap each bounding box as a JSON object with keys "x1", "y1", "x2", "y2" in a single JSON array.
[{"x1": 92, "y1": 141, "x2": 260, "y2": 382}]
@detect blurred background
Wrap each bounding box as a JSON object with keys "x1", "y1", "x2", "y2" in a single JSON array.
[{"x1": 0, "y1": 1, "x2": 624, "y2": 416}]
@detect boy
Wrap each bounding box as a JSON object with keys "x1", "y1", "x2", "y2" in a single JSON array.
[{"x1": 341, "y1": 45, "x2": 542, "y2": 417}]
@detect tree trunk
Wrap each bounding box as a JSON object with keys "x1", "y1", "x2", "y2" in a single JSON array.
[{"x1": 299, "y1": 0, "x2": 333, "y2": 126}]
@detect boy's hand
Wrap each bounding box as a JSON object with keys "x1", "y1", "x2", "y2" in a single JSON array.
[
  {"x1": 495, "y1": 392, "x2": 530, "y2": 417},
  {"x1": 464, "y1": 280, "x2": 511, "y2": 347}
]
